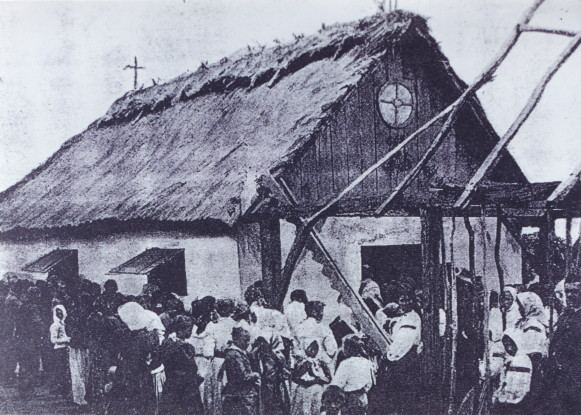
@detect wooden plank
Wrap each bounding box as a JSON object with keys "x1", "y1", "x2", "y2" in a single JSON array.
[
  {"x1": 318, "y1": 125, "x2": 334, "y2": 202},
  {"x1": 373, "y1": 60, "x2": 392, "y2": 197},
  {"x1": 519, "y1": 24, "x2": 577, "y2": 37},
  {"x1": 332, "y1": 108, "x2": 349, "y2": 194},
  {"x1": 301, "y1": 143, "x2": 317, "y2": 203},
  {"x1": 345, "y1": 95, "x2": 363, "y2": 197},
  {"x1": 547, "y1": 161, "x2": 581, "y2": 204},
  {"x1": 358, "y1": 74, "x2": 378, "y2": 196},
  {"x1": 455, "y1": 32, "x2": 581, "y2": 209}
]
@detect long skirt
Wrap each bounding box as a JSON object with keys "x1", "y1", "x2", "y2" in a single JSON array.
[
  {"x1": 291, "y1": 384, "x2": 324, "y2": 415},
  {"x1": 206, "y1": 357, "x2": 225, "y2": 415},
  {"x1": 194, "y1": 356, "x2": 212, "y2": 409},
  {"x1": 69, "y1": 347, "x2": 90, "y2": 405},
  {"x1": 53, "y1": 347, "x2": 71, "y2": 397},
  {"x1": 223, "y1": 394, "x2": 258, "y2": 415}
]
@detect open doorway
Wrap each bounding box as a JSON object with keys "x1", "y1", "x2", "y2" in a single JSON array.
[{"x1": 361, "y1": 244, "x2": 422, "y2": 301}]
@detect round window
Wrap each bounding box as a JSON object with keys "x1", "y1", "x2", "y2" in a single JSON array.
[{"x1": 378, "y1": 83, "x2": 413, "y2": 127}]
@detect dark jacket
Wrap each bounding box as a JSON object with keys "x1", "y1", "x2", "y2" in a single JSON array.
[{"x1": 223, "y1": 346, "x2": 259, "y2": 397}]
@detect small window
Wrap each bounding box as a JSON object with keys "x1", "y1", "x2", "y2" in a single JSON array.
[
  {"x1": 22, "y1": 249, "x2": 79, "y2": 282},
  {"x1": 378, "y1": 82, "x2": 414, "y2": 127},
  {"x1": 109, "y1": 248, "x2": 187, "y2": 296}
]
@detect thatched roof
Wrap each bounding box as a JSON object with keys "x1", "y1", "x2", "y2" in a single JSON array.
[{"x1": 0, "y1": 11, "x2": 511, "y2": 233}]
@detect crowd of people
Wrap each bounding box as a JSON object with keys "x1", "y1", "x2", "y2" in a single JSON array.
[
  {"x1": 487, "y1": 275, "x2": 581, "y2": 415},
  {"x1": 0, "y1": 268, "x2": 579, "y2": 415}
]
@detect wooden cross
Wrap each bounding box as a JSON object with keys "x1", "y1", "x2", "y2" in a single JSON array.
[{"x1": 123, "y1": 56, "x2": 145, "y2": 90}]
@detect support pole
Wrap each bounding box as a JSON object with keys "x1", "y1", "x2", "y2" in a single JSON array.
[
  {"x1": 494, "y1": 208, "x2": 506, "y2": 330},
  {"x1": 566, "y1": 214, "x2": 572, "y2": 280},
  {"x1": 464, "y1": 216, "x2": 476, "y2": 277},
  {"x1": 276, "y1": 223, "x2": 311, "y2": 309},
  {"x1": 447, "y1": 216, "x2": 458, "y2": 415}
]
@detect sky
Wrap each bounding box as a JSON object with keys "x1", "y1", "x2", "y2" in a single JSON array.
[{"x1": 0, "y1": 0, "x2": 579, "y2": 195}]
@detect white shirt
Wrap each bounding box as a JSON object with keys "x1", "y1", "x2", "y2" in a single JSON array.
[
  {"x1": 285, "y1": 301, "x2": 307, "y2": 333},
  {"x1": 205, "y1": 317, "x2": 236, "y2": 353},
  {"x1": 506, "y1": 304, "x2": 521, "y2": 330},
  {"x1": 387, "y1": 310, "x2": 421, "y2": 361},
  {"x1": 294, "y1": 317, "x2": 338, "y2": 363},
  {"x1": 332, "y1": 356, "x2": 375, "y2": 392},
  {"x1": 251, "y1": 304, "x2": 291, "y2": 339},
  {"x1": 494, "y1": 353, "x2": 532, "y2": 404},
  {"x1": 489, "y1": 307, "x2": 504, "y2": 342}
]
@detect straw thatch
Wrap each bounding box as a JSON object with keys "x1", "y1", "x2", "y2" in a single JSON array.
[{"x1": 0, "y1": 11, "x2": 505, "y2": 233}]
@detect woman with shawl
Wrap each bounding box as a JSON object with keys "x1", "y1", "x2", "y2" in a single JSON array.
[
  {"x1": 515, "y1": 292, "x2": 548, "y2": 356},
  {"x1": 360, "y1": 279, "x2": 383, "y2": 315},
  {"x1": 202, "y1": 298, "x2": 236, "y2": 415},
  {"x1": 493, "y1": 328, "x2": 537, "y2": 415},
  {"x1": 502, "y1": 287, "x2": 521, "y2": 330},
  {"x1": 50, "y1": 304, "x2": 71, "y2": 397},
  {"x1": 291, "y1": 340, "x2": 332, "y2": 415},
  {"x1": 160, "y1": 315, "x2": 204, "y2": 415}
]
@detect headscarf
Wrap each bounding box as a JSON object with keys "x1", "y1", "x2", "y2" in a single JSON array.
[
  {"x1": 118, "y1": 301, "x2": 165, "y2": 333},
  {"x1": 516, "y1": 291, "x2": 549, "y2": 327},
  {"x1": 504, "y1": 287, "x2": 518, "y2": 305},
  {"x1": 53, "y1": 304, "x2": 67, "y2": 324},
  {"x1": 361, "y1": 279, "x2": 383, "y2": 303}
]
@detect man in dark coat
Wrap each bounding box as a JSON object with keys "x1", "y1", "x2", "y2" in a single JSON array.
[
  {"x1": 94, "y1": 279, "x2": 125, "y2": 316},
  {"x1": 223, "y1": 326, "x2": 261, "y2": 415},
  {"x1": 160, "y1": 315, "x2": 204, "y2": 415},
  {"x1": 546, "y1": 270, "x2": 581, "y2": 414}
]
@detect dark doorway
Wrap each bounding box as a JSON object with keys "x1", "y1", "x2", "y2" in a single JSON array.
[{"x1": 361, "y1": 244, "x2": 422, "y2": 301}]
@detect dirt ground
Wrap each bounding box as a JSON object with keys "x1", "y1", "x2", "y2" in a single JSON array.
[{"x1": 0, "y1": 383, "x2": 95, "y2": 415}]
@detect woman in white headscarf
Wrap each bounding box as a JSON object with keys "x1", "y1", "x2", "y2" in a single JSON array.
[
  {"x1": 493, "y1": 328, "x2": 533, "y2": 414},
  {"x1": 360, "y1": 279, "x2": 383, "y2": 315},
  {"x1": 515, "y1": 292, "x2": 548, "y2": 357},
  {"x1": 502, "y1": 287, "x2": 521, "y2": 330},
  {"x1": 50, "y1": 304, "x2": 71, "y2": 397}
]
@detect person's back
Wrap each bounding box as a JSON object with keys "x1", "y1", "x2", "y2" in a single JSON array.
[{"x1": 222, "y1": 327, "x2": 260, "y2": 415}]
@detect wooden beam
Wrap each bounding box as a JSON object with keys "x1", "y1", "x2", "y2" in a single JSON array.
[
  {"x1": 547, "y1": 161, "x2": 581, "y2": 204},
  {"x1": 375, "y1": 107, "x2": 461, "y2": 215},
  {"x1": 519, "y1": 24, "x2": 577, "y2": 38},
  {"x1": 566, "y1": 215, "x2": 572, "y2": 280},
  {"x1": 455, "y1": 32, "x2": 581, "y2": 210},
  {"x1": 494, "y1": 208, "x2": 506, "y2": 330},
  {"x1": 447, "y1": 217, "x2": 458, "y2": 415},
  {"x1": 259, "y1": 218, "x2": 283, "y2": 309},
  {"x1": 464, "y1": 216, "x2": 476, "y2": 276},
  {"x1": 301, "y1": 0, "x2": 548, "y2": 225},
  {"x1": 276, "y1": 223, "x2": 311, "y2": 309}
]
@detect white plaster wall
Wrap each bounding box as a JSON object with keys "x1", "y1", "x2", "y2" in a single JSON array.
[
  {"x1": 0, "y1": 231, "x2": 241, "y2": 307},
  {"x1": 280, "y1": 217, "x2": 421, "y2": 323}
]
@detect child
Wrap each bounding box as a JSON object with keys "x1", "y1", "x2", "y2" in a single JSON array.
[
  {"x1": 321, "y1": 385, "x2": 345, "y2": 415},
  {"x1": 291, "y1": 341, "x2": 332, "y2": 415}
]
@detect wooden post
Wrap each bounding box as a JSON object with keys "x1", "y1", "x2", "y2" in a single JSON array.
[
  {"x1": 464, "y1": 216, "x2": 476, "y2": 276},
  {"x1": 420, "y1": 209, "x2": 444, "y2": 408},
  {"x1": 566, "y1": 214, "x2": 572, "y2": 279},
  {"x1": 545, "y1": 210, "x2": 555, "y2": 333},
  {"x1": 276, "y1": 223, "x2": 311, "y2": 309},
  {"x1": 494, "y1": 208, "x2": 506, "y2": 330},
  {"x1": 259, "y1": 218, "x2": 283, "y2": 309},
  {"x1": 236, "y1": 219, "x2": 283, "y2": 309},
  {"x1": 447, "y1": 216, "x2": 458, "y2": 415}
]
